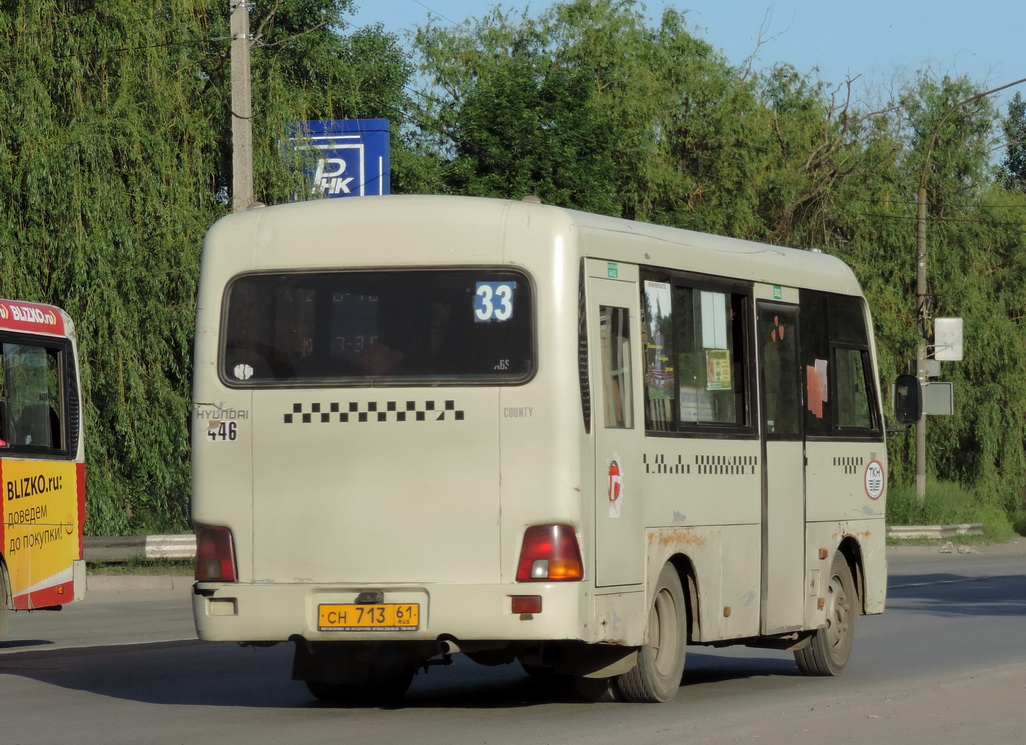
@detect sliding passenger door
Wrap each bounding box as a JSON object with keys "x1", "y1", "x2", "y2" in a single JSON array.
[{"x1": 757, "y1": 302, "x2": 807, "y2": 633}]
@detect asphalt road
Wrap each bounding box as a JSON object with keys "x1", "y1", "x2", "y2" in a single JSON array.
[{"x1": 1, "y1": 541, "x2": 1024, "y2": 745}]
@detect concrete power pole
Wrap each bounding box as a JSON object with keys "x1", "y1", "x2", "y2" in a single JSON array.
[
  {"x1": 230, "y1": 0, "x2": 254, "y2": 212},
  {"x1": 915, "y1": 186, "x2": 928, "y2": 502}
]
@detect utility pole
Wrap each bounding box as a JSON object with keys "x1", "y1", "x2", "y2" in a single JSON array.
[
  {"x1": 915, "y1": 186, "x2": 928, "y2": 501},
  {"x1": 230, "y1": 0, "x2": 254, "y2": 211}
]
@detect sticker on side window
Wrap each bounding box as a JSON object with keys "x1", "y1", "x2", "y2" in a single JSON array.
[{"x1": 473, "y1": 282, "x2": 517, "y2": 322}]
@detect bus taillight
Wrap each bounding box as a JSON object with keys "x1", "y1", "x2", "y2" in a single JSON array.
[
  {"x1": 195, "y1": 525, "x2": 237, "y2": 582},
  {"x1": 516, "y1": 525, "x2": 584, "y2": 582}
]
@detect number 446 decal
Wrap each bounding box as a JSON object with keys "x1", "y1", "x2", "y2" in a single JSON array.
[
  {"x1": 207, "y1": 421, "x2": 238, "y2": 442},
  {"x1": 474, "y1": 282, "x2": 517, "y2": 322}
]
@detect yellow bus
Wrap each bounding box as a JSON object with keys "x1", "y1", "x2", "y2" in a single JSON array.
[
  {"x1": 0, "y1": 299, "x2": 86, "y2": 629},
  {"x1": 191, "y1": 196, "x2": 917, "y2": 703}
]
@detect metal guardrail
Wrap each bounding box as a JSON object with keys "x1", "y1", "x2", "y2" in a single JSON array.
[
  {"x1": 886, "y1": 523, "x2": 984, "y2": 540},
  {"x1": 84, "y1": 535, "x2": 197, "y2": 562},
  {"x1": 83, "y1": 525, "x2": 984, "y2": 564}
]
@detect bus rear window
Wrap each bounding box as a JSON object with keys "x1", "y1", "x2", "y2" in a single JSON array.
[{"x1": 222, "y1": 270, "x2": 534, "y2": 386}]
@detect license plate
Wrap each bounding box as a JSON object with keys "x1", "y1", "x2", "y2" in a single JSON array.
[{"x1": 318, "y1": 603, "x2": 420, "y2": 632}]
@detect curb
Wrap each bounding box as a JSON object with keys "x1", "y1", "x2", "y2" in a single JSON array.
[{"x1": 85, "y1": 574, "x2": 193, "y2": 592}]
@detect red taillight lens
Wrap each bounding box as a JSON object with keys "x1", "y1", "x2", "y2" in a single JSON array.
[
  {"x1": 516, "y1": 524, "x2": 584, "y2": 582},
  {"x1": 195, "y1": 525, "x2": 237, "y2": 582}
]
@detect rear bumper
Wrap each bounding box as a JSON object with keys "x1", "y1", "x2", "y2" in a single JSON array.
[{"x1": 192, "y1": 580, "x2": 598, "y2": 644}]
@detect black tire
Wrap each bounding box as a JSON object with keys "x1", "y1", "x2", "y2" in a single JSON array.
[
  {"x1": 795, "y1": 552, "x2": 857, "y2": 676},
  {"x1": 305, "y1": 679, "x2": 353, "y2": 702},
  {"x1": 615, "y1": 563, "x2": 687, "y2": 703}
]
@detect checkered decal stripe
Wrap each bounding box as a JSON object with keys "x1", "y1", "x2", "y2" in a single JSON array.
[
  {"x1": 834, "y1": 456, "x2": 864, "y2": 475},
  {"x1": 644, "y1": 453, "x2": 759, "y2": 476},
  {"x1": 284, "y1": 400, "x2": 465, "y2": 424}
]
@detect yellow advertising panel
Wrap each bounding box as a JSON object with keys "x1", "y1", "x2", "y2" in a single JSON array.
[{"x1": 2, "y1": 459, "x2": 81, "y2": 600}]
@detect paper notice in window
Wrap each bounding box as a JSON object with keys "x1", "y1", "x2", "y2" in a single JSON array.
[
  {"x1": 706, "y1": 349, "x2": 731, "y2": 390},
  {"x1": 806, "y1": 359, "x2": 828, "y2": 418}
]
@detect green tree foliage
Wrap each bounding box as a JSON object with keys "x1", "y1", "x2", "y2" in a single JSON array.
[
  {"x1": 0, "y1": 0, "x2": 223, "y2": 533},
  {"x1": 889, "y1": 77, "x2": 1026, "y2": 509},
  {"x1": 409, "y1": 2, "x2": 1026, "y2": 516},
  {"x1": 0, "y1": 0, "x2": 411, "y2": 534},
  {"x1": 1000, "y1": 92, "x2": 1026, "y2": 191},
  {"x1": 412, "y1": 1, "x2": 901, "y2": 241},
  {"x1": 449, "y1": 54, "x2": 618, "y2": 213},
  {"x1": 3, "y1": 0, "x2": 1026, "y2": 533}
]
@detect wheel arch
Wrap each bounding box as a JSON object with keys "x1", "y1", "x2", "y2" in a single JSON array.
[
  {"x1": 665, "y1": 552, "x2": 698, "y2": 642},
  {"x1": 836, "y1": 535, "x2": 866, "y2": 613}
]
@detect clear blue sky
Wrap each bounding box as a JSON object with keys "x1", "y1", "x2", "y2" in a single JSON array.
[{"x1": 346, "y1": 0, "x2": 1026, "y2": 110}]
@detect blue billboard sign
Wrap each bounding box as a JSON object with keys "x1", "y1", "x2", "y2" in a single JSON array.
[{"x1": 292, "y1": 119, "x2": 390, "y2": 198}]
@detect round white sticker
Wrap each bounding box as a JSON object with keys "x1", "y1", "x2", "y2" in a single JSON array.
[{"x1": 864, "y1": 460, "x2": 885, "y2": 500}]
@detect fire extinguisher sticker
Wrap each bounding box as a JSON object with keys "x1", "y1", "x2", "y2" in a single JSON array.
[{"x1": 608, "y1": 454, "x2": 623, "y2": 518}]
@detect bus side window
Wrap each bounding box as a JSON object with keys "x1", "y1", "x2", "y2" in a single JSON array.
[
  {"x1": 642, "y1": 279, "x2": 675, "y2": 431},
  {"x1": 760, "y1": 310, "x2": 801, "y2": 438},
  {"x1": 2, "y1": 343, "x2": 64, "y2": 450},
  {"x1": 835, "y1": 347, "x2": 872, "y2": 429},
  {"x1": 0, "y1": 355, "x2": 6, "y2": 445},
  {"x1": 17, "y1": 404, "x2": 53, "y2": 448},
  {"x1": 799, "y1": 290, "x2": 880, "y2": 436},
  {"x1": 600, "y1": 306, "x2": 633, "y2": 429}
]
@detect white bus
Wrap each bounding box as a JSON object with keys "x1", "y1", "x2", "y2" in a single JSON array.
[{"x1": 191, "y1": 196, "x2": 918, "y2": 703}]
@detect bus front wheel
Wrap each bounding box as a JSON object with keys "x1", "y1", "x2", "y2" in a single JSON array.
[
  {"x1": 795, "y1": 552, "x2": 856, "y2": 676},
  {"x1": 615, "y1": 563, "x2": 687, "y2": 703}
]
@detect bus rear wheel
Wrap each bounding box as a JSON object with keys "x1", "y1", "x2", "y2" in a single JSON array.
[
  {"x1": 615, "y1": 563, "x2": 687, "y2": 703},
  {"x1": 795, "y1": 552, "x2": 856, "y2": 676}
]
